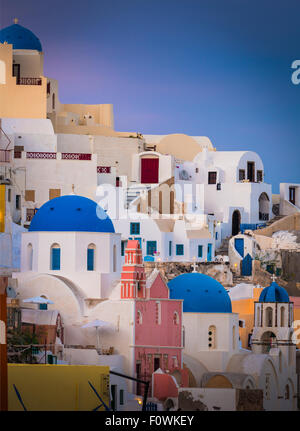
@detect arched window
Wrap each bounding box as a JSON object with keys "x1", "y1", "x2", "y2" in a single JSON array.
[
  {"x1": 137, "y1": 310, "x2": 142, "y2": 325},
  {"x1": 265, "y1": 307, "x2": 273, "y2": 327},
  {"x1": 285, "y1": 384, "x2": 290, "y2": 400},
  {"x1": 280, "y1": 306, "x2": 285, "y2": 327},
  {"x1": 39, "y1": 295, "x2": 48, "y2": 310},
  {"x1": 208, "y1": 325, "x2": 216, "y2": 349},
  {"x1": 50, "y1": 243, "x2": 61, "y2": 270},
  {"x1": 27, "y1": 243, "x2": 33, "y2": 271},
  {"x1": 52, "y1": 93, "x2": 55, "y2": 110},
  {"x1": 113, "y1": 244, "x2": 117, "y2": 272},
  {"x1": 87, "y1": 244, "x2": 96, "y2": 271},
  {"x1": 173, "y1": 311, "x2": 179, "y2": 325}
]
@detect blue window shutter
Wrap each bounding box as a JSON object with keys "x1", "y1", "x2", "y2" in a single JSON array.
[
  {"x1": 198, "y1": 245, "x2": 203, "y2": 258},
  {"x1": 87, "y1": 249, "x2": 94, "y2": 271},
  {"x1": 176, "y1": 244, "x2": 184, "y2": 256},
  {"x1": 169, "y1": 241, "x2": 172, "y2": 256},
  {"x1": 51, "y1": 248, "x2": 60, "y2": 270},
  {"x1": 130, "y1": 223, "x2": 140, "y2": 235}
]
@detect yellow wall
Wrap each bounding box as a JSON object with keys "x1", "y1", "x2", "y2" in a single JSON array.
[
  {"x1": 231, "y1": 288, "x2": 263, "y2": 349},
  {"x1": 0, "y1": 184, "x2": 5, "y2": 232},
  {"x1": 8, "y1": 364, "x2": 110, "y2": 411},
  {"x1": 0, "y1": 44, "x2": 47, "y2": 119}
]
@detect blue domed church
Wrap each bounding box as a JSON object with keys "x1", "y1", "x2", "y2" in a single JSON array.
[
  {"x1": 168, "y1": 272, "x2": 240, "y2": 373},
  {"x1": 14, "y1": 195, "x2": 121, "y2": 318}
]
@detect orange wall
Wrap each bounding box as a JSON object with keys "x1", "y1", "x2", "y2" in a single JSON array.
[
  {"x1": 231, "y1": 288, "x2": 263, "y2": 349},
  {"x1": 0, "y1": 44, "x2": 46, "y2": 118}
]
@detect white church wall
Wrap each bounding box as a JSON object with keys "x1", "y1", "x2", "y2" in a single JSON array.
[{"x1": 183, "y1": 312, "x2": 240, "y2": 372}]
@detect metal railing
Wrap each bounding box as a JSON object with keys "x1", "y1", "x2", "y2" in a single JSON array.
[
  {"x1": 16, "y1": 77, "x2": 42, "y2": 86},
  {"x1": 26, "y1": 152, "x2": 57, "y2": 159},
  {"x1": 62, "y1": 153, "x2": 92, "y2": 161}
]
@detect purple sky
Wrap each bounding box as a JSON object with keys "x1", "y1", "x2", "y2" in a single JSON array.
[{"x1": 1, "y1": 0, "x2": 300, "y2": 192}]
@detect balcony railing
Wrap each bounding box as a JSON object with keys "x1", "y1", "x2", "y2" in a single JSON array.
[
  {"x1": 259, "y1": 212, "x2": 269, "y2": 221},
  {"x1": 27, "y1": 152, "x2": 57, "y2": 159},
  {"x1": 62, "y1": 153, "x2": 92, "y2": 160},
  {"x1": 16, "y1": 77, "x2": 42, "y2": 86},
  {"x1": 97, "y1": 166, "x2": 111, "y2": 173},
  {"x1": 0, "y1": 149, "x2": 11, "y2": 163}
]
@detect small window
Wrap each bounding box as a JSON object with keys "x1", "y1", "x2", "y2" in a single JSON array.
[
  {"x1": 173, "y1": 311, "x2": 179, "y2": 325},
  {"x1": 50, "y1": 244, "x2": 61, "y2": 270},
  {"x1": 285, "y1": 384, "x2": 290, "y2": 400},
  {"x1": 52, "y1": 93, "x2": 55, "y2": 110},
  {"x1": 137, "y1": 310, "x2": 142, "y2": 324},
  {"x1": 130, "y1": 222, "x2": 140, "y2": 235},
  {"x1": 169, "y1": 241, "x2": 172, "y2": 256},
  {"x1": 25, "y1": 190, "x2": 35, "y2": 202},
  {"x1": 121, "y1": 240, "x2": 127, "y2": 256},
  {"x1": 216, "y1": 183, "x2": 221, "y2": 190},
  {"x1": 47, "y1": 82, "x2": 51, "y2": 95},
  {"x1": 155, "y1": 302, "x2": 161, "y2": 325},
  {"x1": 119, "y1": 390, "x2": 124, "y2": 405},
  {"x1": 257, "y1": 170, "x2": 263, "y2": 182},
  {"x1": 208, "y1": 172, "x2": 217, "y2": 184},
  {"x1": 198, "y1": 245, "x2": 203, "y2": 258},
  {"x1": 215, "y1": 232, "x2": 218, "y2": 240},
  {"x1": 49, "y1": 189, "x2": 61, "y2": 200},
  {"x1": 208, "y1": 325, "x2": 216, "y2": 349},
  {"x1": 16, "y1": 195, "x2": 21, "y2": 210},
  {"x1": 87, "y1": 245, "x2": 95, "y2": 271},
  {"x1": 239, "y1": 170, "x2": 245, "y2": 181},
  {"x1": 176, "y1": 244, "x2": 184, "y2": 256},
  {"x1": 8, "y1": 189, "x2": 11, "y2": 202}
]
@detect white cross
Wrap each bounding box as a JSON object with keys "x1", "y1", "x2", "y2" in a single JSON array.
[
  {"x1": 271, "y1": 273, "x2": 276, "y2": 283},
  {"x1": 192, "y1": 261, "x2": 197, "y2": 273}
]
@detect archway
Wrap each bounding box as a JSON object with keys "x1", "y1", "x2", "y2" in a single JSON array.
[
  {"x1": 258, "y1": 192, "x2": 269, "y2": 221},
  {"x1": 232, "y1": 210, "x2": 241, "y2": 236},
  {"x1": 261, "y1": 331, "x2": 277, "y2": 354}
]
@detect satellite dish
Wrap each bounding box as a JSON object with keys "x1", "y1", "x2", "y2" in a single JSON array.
[{"x1": 179, "y1": 169, "x2": 190, "y2": 181}]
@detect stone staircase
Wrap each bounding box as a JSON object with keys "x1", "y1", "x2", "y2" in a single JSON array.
[
  {"x1": 232, "y1": 274, "x2": 253, "y2": 286},
  {"x1": 264, "y1": 215, "x2": 285, "y2": 228},
  {"x1": 216, "y1": 236, "x2": 232, "y2": 256},
  {"x1": 125, "y1": 184, "x2": 152, "y2": 209}
]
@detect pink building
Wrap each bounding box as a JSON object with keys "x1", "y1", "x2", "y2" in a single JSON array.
[{"x1": 120, "y1": 240, "x2": 183, "y2": 395}]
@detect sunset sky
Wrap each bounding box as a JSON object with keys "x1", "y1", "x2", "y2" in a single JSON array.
[{"x1": 1, "y1": 0, "x2": 299, "y2": 191}]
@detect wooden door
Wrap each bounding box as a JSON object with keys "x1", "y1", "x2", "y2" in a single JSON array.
[{"x1": 141, "y1": 158, "x2": 159, "y2": 184}]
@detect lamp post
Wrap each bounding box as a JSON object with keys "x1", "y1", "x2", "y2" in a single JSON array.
[{"x1": 0, "y1": 276, "x2": 8, "y2": 411}]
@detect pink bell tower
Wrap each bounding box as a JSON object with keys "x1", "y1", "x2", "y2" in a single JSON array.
[{"x1": 121, "y1": 240, "x2": 146, "y2": 299}]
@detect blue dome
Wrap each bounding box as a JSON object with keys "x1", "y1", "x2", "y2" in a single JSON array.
[
  {"x1": 168, "y1": 273, "x2": 232, "y2": 313},
  {"x1": 0, "y1": 23, "x2": 42, "y2": 51},
  {"x1": 29, "y1": 195, "x2": 115, "y2": 233},
  {"x1": 259, "y1": 282, "x2": 289, "y2": 303}
]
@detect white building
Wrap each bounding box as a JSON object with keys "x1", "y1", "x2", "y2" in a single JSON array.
[{"x1": 167, "y1": 272, "x2": 297, "y2": 410}]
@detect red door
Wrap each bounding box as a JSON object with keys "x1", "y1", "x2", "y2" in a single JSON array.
[{"x1": 141, "y1": 158, "x2": 159, "y2": 184}]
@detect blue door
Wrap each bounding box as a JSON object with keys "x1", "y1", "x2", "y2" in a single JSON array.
[
  {"x1": 207, "y1": 243, "x2": 212, "y2": 262},
  {"x1": 234, "y1": 238, "x2": 244, "y2": 258},
  {"x1": 242, "y1": 253, "x2": 252, "y2": 276},
  {"x1": 147, "y1": 241, "x2": 157, "y2": 256}
]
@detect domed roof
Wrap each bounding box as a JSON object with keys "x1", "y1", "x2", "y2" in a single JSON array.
[
  {"x1": 259, "y1": 281, "x2": 289, "y2": 303},
  {"x1": 0, "y1": 22, "x2": 42, "y2": 52},
  {"x1": 29, "y1": 195, "x2": 115, "y2": 233},
  {"x1": 168, "y1": 272, "x2": 232, "y2": 313}
]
